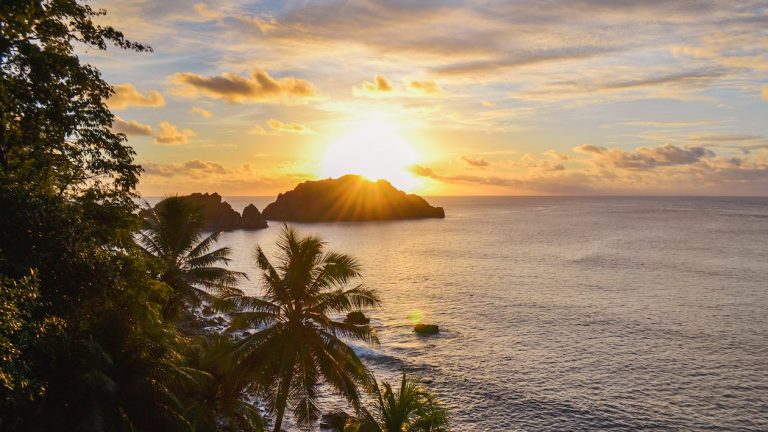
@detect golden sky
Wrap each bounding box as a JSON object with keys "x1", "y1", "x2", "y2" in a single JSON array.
[{"x1": 88, "y1": 0, "x2": 768, "y2": 196}]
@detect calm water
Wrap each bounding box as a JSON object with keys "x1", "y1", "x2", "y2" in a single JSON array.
[{"x1": 152, "y1": 196, "x2": 768, "y2": 431}]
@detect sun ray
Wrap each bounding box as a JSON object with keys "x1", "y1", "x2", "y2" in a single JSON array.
[{"x1": 320, "y1": 119, "x2": 422, "y2": 191}]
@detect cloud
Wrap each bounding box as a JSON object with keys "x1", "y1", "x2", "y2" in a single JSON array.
[
  {"x1": 674, "y1": 32, "x2": 768, "y2": 73},
  {"x1": 408, "y1": 164, "x2": 437, "y2": 178},
  {"x1": 170, "y1": 68, "x2": 318, "y2": 104},
  {"x1": 143, "y1": 159, "x2": 228, "y2": 177},
  {"x1": 574, "y1": 144, "x2": 606, "y2": 154},
  {"x1": 408, "y1": 80, "x2": 442, "y2": 95},
  {"x1": 544, "y1": 150, "x2": 571, "y2": 161},
  {"x1": 520, "y1": 69, "x2": 726, "y2": 101},
  {"x1": 248, "y1": 119, "x2": 313, "y2": 135},
  {"x1": 248, "y1": 125, "x2": 269, "y2": 135},
  {"x1": 266, "y1": 119, "x2": 312, "y2": 134},
  {"x1": 112, "y1": 117, "x2": 153, "y2": 136},
  {"x1": 109, "y1": 83, "x2": 165, "y2": 109},
  {"x1": 764, "y1": 85, "x2": 768, "y2": 101},
  {"x1": 139, "y1": 159, "x2": 312, "y2": 195},
  {"x1": 575, "y1": 143, "x2": 714, "y2": 170},
  {"x1": 687, "y1": 134, "x2": 768, "y2": 152},
  {"x1": 410, "y1": 146, "x2": 768, "y2": 195},
  {"x1": 621, "y1": 120, "x2": 718, "y2": 128},
  {"x1": 190, "y1": 106, "x2": 212, "y2": 118},
  {"x1": 459, "y1": 155, "x2": 489, "y2": 168},
  {"x1": 193, "y1": 3, "x2": 221, "y2": 19},
  {"x1": 518, "y1": 153, "x2": 566, "y2": 171},
  {"x1": 433, "y1": 46, "x2": 616, "y2": 76},
  {"x1": 153, "y1": 121, "x2": 196, "y2": 145},
  {"x1": 353, "y1": 75, "x2": 393, "y2": 96},
  {"x1": 354, "y1": 76, "x2": 445, "y2": 98},
  {"x1": 409, "y1": 164, "x2": 582, "y2": 192}
]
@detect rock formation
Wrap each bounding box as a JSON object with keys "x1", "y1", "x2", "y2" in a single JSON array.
[
  {"x1": 262, "y1": 175, "x2": 445, "y2": 222},
  {"x1": 147, "y1": 193, "x2": 268, "y2": 231}
]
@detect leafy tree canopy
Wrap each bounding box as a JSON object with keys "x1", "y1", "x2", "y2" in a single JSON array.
[{"x1": 1, "y1": 0, "x2": 149, "y2": 198}]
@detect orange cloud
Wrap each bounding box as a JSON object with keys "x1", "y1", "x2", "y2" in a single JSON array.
[
  {"x1": 112, "y1": 117, "x2": 153, "y2": 136},
  {"x1": 171, "y1": 68, "x2": 318, "y2": 104},
  {"x1": 153, "y1": 121, "x2": 196, "y2": 145},
  {"x1": 267, "y1": 119, "x2": 312, "y2": 134},
  {"x1": 190, "y1": 106, "x2": 212, "y2": 118},
  {"x1": 544, "y1": 150, "x2": 571, "y2": 161},
  {"x1": 408, "y1": 80, "x2": 442, "y2": 95},
  {"x1": 193, "y1": 3, "x2": 221, "y2": 19},
  {"x1": 574, "y1": 143, "x2": 713, "y2": 170},
  {"x1": 354, "y1": 76, "x2": 444, "y2": 97},
  {"x1": 459, "y1": 155, "x2": 489, "y2": 168},
  {"x1": 353, "y1": 75, "x2": 393, "y2": 96},
  {"x1": 109, "y1": 83, "x2": 165, "y2": 109}
]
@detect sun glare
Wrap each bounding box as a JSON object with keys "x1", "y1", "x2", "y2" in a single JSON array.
[{"x1": 320, "y1": 119, "x2": 422, "y2": 191}]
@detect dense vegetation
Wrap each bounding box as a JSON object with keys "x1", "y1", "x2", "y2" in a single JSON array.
[{"x1": 0, "y1": 1, "x2": 450, "y2": 431}]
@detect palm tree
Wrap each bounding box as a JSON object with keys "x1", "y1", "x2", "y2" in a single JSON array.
[
  {"x1": 184, "y1": 335, "x2": 265, "y2": 431},
  {"x1": 138, "y1": 197, "x2": 245, "y2": 321},
  {"x1": 346, "y1": 373, "x2": 450, "y2": 432},
  {"x1": 224, "y1": 225, "x2": 381, "y2": 432}
]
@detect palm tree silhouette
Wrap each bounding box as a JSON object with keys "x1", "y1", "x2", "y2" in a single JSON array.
[
  {"x1": 138, "y1": 197, "x2": 245, "y2": 321},
  {"x1": 348, "y1": 373, "x2": 450, "y2": 432},
  {"x1": 225, "y1": 225, "x2": 381, "y2": 432}
]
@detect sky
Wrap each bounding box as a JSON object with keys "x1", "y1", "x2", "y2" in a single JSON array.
[{"x1": 87, "y1": 0, "x2": 768, "y2": 196}]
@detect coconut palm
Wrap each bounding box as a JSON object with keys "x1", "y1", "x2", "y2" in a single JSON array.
[
  {"x1": 224, "y1": 225, "x2": 381, "y2": 432},
  {"x1": 346, "y1": 373, "x2": 450, "y2": 432},
  {"x1": 138, "y1": 197, "x2": 245, "y2": 321},
  {"x1": 184, "y1": 335, "x2": 265, "y2": 431}
]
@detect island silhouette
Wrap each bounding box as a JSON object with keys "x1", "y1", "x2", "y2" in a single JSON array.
[
  {"x1": 144, "y1": 193, "x2": 268, "y2": 231},
  {"x1": 262, "y1": 174, "x2": 445, "y2": 222}
]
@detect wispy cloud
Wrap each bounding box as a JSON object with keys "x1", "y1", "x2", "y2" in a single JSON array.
[
  {"x1": 353, "y1": 76, "x2": 444, "y2": 98},
  {"x1": 266, "y1": 119, "x2": 313, "y2": 134},
  {"x1": 190, "y1": 106, "x2": 212, "y2": 118},
  {"x1": 458, "y1": 155, "x2": 489, "y2": 168}
]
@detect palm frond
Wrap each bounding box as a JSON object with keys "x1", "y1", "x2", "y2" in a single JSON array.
[
  {"x1": 312, "y1": 318, "x2": 380, "y2": 347},
  {"x1": 307, "y1": 285, "x2": 381, "y2": 315},
  {"x1": 186, "y1": 246, "x2": 233, "y2": 269},
  {"x1": 229, "y1": 311, "x2": 280, "y2": 330},
  {"x1": 216, "y1": 295, "x2": 280, "y2": 314},
  {"x1": 187, "y1": 231, "x2": 221, "y2": 259}
]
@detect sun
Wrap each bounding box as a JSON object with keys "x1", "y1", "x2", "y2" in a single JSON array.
[{"x1": 320, "y1": 119, "x2": 422, "y2": 191}]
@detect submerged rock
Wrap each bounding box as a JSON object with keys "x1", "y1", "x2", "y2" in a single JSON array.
[
  {"x1": 320, "y1": 410, "x2": 351, "y2": 431},
  {"x1": 262, "y1": 175, "x2": 445, "y2": 222},
  {"x1": 145, "y1": 193, "x2": 268, "y2": 231},
  {"x1": 344, "y1": 311, "x2": 370, "y2": 325},
  {"x1": 414, "y1": 324, "x2": 439, "y2": 335}
]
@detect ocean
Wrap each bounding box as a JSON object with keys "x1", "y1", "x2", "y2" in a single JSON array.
[{"x1": 151, "y1": 196, "x2": 768, "y2": 431}]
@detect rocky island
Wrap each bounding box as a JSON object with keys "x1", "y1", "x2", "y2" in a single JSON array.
[
  {"x1": 262, "y1": 175, "x2": 445, "y2": 222},
  {"x1": 147, "y1": 193, "x2": 268, "y2": 230}
]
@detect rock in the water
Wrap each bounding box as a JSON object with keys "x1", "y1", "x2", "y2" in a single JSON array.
[
  {"x1": 241, "y1": 204, "x2": 268, "y2": 229},
  {"x1": 414, "y1": 323, "x2": 439, "y2": 335},
  {"x1": 320, "y1": 411, "x2": 351, "y2": 431},
  {"x1": 144, "y1": 193, "x2": 268, "y2": 231},
  {"x1": 262, "y1": 175, "x2": 445, "y2": 222},
  {"x1": 345, "y1": 311, "x2": 370, "y2": 325}
]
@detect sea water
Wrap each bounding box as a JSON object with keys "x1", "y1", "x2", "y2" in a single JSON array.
[{"x1": 153, "y1": 196, "x2": 768, "y2": 431}]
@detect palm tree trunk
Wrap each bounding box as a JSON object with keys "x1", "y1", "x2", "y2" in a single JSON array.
[{"x1": 272, "y1": 377, "x2": 292, "y2": 432}]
